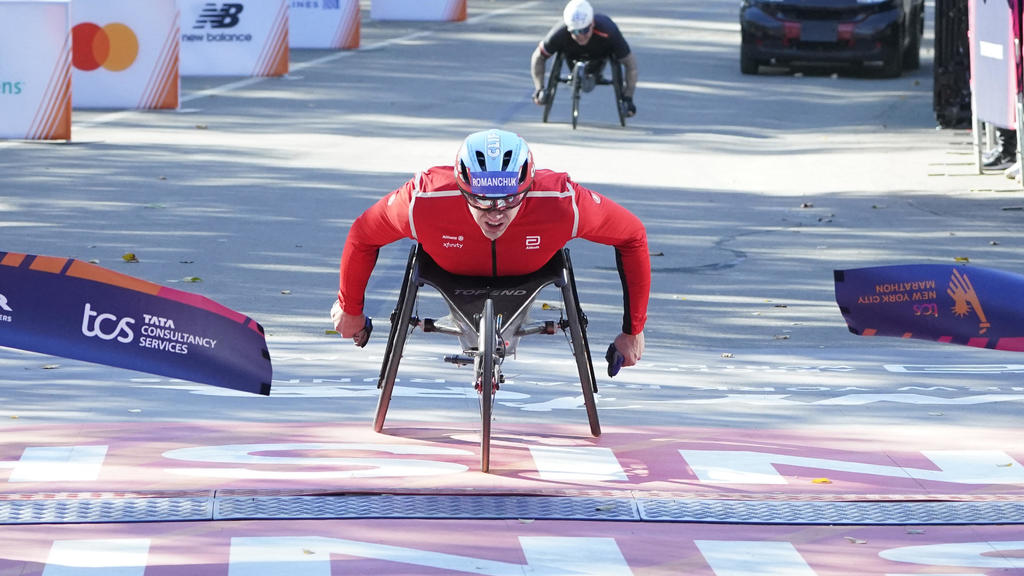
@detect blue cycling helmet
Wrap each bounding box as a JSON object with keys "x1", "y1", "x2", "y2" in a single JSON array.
[{"x1": 455, "y1": 129, "x2": 535, "y2": 199}]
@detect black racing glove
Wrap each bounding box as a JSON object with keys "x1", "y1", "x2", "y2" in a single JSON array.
[
  {"x1": 533, "y1": 88, "x2": 547, "y2": 106},
  {"x1": 622, "y1": 96, "x2": 636, "y2": 117}
]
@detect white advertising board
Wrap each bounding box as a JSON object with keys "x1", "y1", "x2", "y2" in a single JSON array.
[
  {"x1": 0, "y1": 0, "x2": 71, "y2": 140},
  {"x1": 71, "y1": 0, "x2": 180, "y2": 110},
  {"x1": 370, "y1": 0, "x2": 466, "y2": 22},
  {"x1": 290, "y1": 0, "x2": 359, "y2": 49},
  {"x1": 179, "y1": 0, "x2": 289, "y2": 77}
]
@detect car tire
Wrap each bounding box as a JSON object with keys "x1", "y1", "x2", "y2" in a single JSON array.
[
  {"x1": 741, "y1": 54, "x2": 759, "y2": 75},
  {"x1": 902, "y1": 8, "x2": 923, "y2": 70},
  {"x1": 880, "y1": 33, "x2": 904, "y2": 78},
  {"x1": 739, "y1": 33, "x2": 760, "y2": 75}
]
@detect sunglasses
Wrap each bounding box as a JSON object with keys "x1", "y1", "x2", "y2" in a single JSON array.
[
  {"x1": 570, "y1": 24, "x2": 592, "y2": 36},
  {"x1": 462, "y1": 190, "x2": 527, "y2": 212}
]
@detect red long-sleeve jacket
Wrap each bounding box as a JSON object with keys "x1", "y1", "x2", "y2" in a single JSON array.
[{"x1": 338, "y1": 166, "x2": 650, "y2": 334}]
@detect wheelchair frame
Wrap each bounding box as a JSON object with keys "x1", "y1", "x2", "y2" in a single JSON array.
[
  {"x1": 373, "y1": 244, "x2": 600, "y2": 472},
  {"x1": 541, "y1": 52, "x2": 627, "y2": 130}
]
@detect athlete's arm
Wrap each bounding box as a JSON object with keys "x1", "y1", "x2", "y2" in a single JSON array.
[
  {"x1": 337, "y1": 182, "x2": 414, "y2": 322},
  {"x1": 533, "y1": 23, "x2": 569, "y2": 103},
  {"x1": 619, "y1": 52, "x2": 638, "y2": 99},
  {"x1": 571, "y1": 180, "x2": 651, "y2": 366},
  {"x1": 531, "y1": 43, "x2": 549, "y2": 95}
]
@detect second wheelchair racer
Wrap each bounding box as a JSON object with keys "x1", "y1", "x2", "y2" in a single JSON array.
[
  {"x1": 530, "y1": 0, "x2": 638, "y2": 117},
  {"x1": 331, "y1": 128, "x2": 650, "y2": 372}
]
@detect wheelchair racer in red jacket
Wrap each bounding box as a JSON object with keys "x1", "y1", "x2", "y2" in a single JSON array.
[
  {"x1": 531, "y1": 0, "x2": 638, "y2": 117},
  {"x1": 332, "y1": 129, "x2": 650, "y2": 370}
]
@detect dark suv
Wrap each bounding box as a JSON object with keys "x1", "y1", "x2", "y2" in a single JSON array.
[{"x1": 740, "y1": 0, "x2": 925, "y2": 77}]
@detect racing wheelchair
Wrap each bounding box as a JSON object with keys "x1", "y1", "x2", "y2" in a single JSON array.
[
  {"x1": 371, "y1": 244, "x2": 616, "y2": 472},
  {"x1": 541, "y1": 52, "x2": 628, "y2": 130}
]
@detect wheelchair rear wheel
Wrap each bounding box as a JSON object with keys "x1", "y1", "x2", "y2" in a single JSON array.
[
  {"x1": 560, "y1": 250, "x2": 600, "y2": 437},
  {"x1": 542, "y1": 53, "x2": 563, "y2": 124},
  {"x1": 373, "y1": 246, "x2": 420, "y2": 433},
  {"x1": 571, "y1": 61, "x2": 583, "y2": 130},
  {"x1": 611, "y1": 59, "x2": 626, "y2": 127},
  {"x1": 477, "y1": 298, "x2": 497, "y2": 472}
]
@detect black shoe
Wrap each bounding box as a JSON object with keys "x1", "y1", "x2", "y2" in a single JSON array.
[{"x1": 984, "y1": 152, "x2": 1016, "y2": 171}]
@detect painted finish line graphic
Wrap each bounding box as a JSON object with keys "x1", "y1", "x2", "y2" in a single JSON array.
[
  {"x1": 142, "y1": 379, "x2": 1024, "y2": 408},
  {"x1": 127, "y1": 360, "x2": 1024, "y2": 409},
  {"x1": 0, "y1": 422, "x2": 1021, "y2": 495},
  {"x1": 0, "y1": 520, "x2": 1021, "y2": 575}
]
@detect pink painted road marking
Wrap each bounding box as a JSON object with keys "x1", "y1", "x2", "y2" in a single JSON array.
[
  {"x1": 0, "y1": 520, "x2": 1020, "y2": 575},
  {"x1": 0, "y1": 422, "x2": 1021, "y2": 496}
]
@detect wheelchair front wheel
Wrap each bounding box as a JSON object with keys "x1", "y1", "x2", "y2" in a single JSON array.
[
  {"x1": 477, "y1": 298, "x2": 497, "y2": 472},
  {"x1": 374, "y1": 246, "x2": 420, "y2": 433}
]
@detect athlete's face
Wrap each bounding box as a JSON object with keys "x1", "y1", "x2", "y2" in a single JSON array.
[
  {"x1": 469, "y1": 203, "x2": 522, "y2": 240},
  {"x1": 570, "y1": 24, "x2": 593, "y2": 46}
]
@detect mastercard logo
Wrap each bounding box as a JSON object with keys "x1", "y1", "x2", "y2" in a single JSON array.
[{"x1": 72, "y1": 22, "x2": 139, "y2": 72}]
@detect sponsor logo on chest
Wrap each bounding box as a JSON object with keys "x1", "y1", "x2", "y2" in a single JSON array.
[{"x1": 441, "y1": 234, "x2": 464, "y2": 249}]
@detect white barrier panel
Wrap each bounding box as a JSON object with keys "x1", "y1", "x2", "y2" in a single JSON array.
[
  {"x1": 179, "y1": 0, "x2": 289, "y2": 77},
  {"x1": 370, "y1": 0, "x2": 466, "y2": 22},
  {"x1": 0, "y1": 0, "x2": 71, "y2": 140},
  {"x1": 71, "y1": 0, "x2": 180, "y2": 110},
  {"x1": 290, "y1": 0, "x2": 359, "y2": 49}
]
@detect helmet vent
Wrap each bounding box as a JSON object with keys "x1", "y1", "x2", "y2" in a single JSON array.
[
  {"x1": 502, "y1": 150, "x2": 513, "y2": 170},
  {"x1": 474, "y1": 151, "x2": 488, "y2": 171}
]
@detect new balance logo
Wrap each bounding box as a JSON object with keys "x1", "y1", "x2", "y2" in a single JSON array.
[{"x1": 194, "y1": 3, "x2": 244, "y2": 29}]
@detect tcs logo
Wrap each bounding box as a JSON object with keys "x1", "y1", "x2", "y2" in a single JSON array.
[
  {"x1": 81, "y1": 303, "x2": 135, "y2": 343},
  {"x1": 72, "y1": 22, "x2": 139, "y2": 72}
]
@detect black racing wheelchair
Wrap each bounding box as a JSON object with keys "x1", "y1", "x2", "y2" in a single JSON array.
[
  {"x1": 371, "y1": 244, "x2": 613, "y2": 472},
  {"x1": 541, "y1": 53, "x2": 628, "y2": 130}
]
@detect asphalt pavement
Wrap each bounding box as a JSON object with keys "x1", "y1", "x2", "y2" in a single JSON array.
[{"x1": 1, "y1": 0, "x2": 1023, "y2": 574}]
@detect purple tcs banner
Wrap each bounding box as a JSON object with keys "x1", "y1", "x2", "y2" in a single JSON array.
[
  {"x1": 834, "y1": 264, "x2": 1024, "y2": 352},
  {"x1": 0, "y1": 252, "x2": 272, "y2": 395}
]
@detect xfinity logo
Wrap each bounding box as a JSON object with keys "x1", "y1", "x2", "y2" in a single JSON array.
[
  {"x1": 81, "y1": 303, "x2": 135, "y2": 343},
  {"x1": 441, "y1": 234, "x2": 464, "y2": 249},
  {"x1": 193, "y1": 3, "x2": 244, "y2": 29}
]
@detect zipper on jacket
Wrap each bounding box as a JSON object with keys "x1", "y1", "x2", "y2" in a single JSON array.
[{"x1": 491, "y1": 240, "x2": 497, "y2": 277}]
